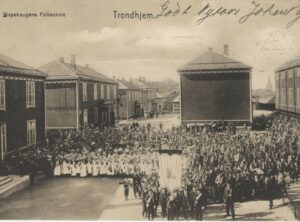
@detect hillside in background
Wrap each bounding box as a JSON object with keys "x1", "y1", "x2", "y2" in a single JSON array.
[{"x1": 146, "y1": 79, "x2": 179, "y2": 94}]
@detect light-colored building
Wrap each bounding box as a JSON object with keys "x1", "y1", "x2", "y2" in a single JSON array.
[
  {"x1": 117, "y1": 79, "x2": 143, "y2": 120},
  {"x1": 275, "y1": 55, "x2": 300, "y2": 114},
  {"x1": 172, "y1": 95, "x2": 180, "y2": 113},
  {"x1": 40, "y1": 55, "x2": 118, "y2": 129}
]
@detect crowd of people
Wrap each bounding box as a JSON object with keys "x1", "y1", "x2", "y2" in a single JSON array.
[{"x1": 14, "y1": 113, "x2": 300, "y2": 220}]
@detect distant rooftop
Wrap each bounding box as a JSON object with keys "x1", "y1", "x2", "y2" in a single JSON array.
[
  {"x1": 276, "y1": 55, "x2": 300, "y2": 72},
  {"x1": 39, "y1": 56, "x2": 116, "y2": 84},
  {"x1": 0, "y1": 53, "x2": 46, "y2": 77}
]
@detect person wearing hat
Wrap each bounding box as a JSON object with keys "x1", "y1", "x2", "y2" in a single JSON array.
[
  {"x1": 194, "y1": 188, "x2": 205, "y2": 221},
  {"x1": 223, "y1": 181, "x2": 235, "y2": 220},
  {"x1": 160, "y1": 188, "x2": 168, "y2": 219},
  {"x1": 145, "y1": 189, "x2": 155, "y2": 220}
]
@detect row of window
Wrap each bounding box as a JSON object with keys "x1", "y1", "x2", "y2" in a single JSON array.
[
  {"x1": 82, "y1": 107, "x2": 110, "y2": 125},
  {"x1": 0, "y1": 80, "x2": 36, "y2": 111},
  {"x1": 0, "y1": 120, "x2": 36, "y2": 160},
  {"x1": 82, "y1": 83, "x2": 117, "y2": 102},
  {"x1": 276, "y1": 87, "x2": 300, "y2": 107},
  {"x1": 276, "y1": 68, "x2": 300, "y2": 80},
  {"x1": 128, "y1": 90, "x2": 142, "y2": 102}
]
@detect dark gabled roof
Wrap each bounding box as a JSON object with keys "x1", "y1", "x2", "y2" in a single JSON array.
[
  {"x1": 177, "y1": 50, "x2": 251, "y2": 73},
  {"x1": 275, "y1": 55, "x2": 300, "y2": 72},
  {"x1": 0, "y1": 53, "x2": 46, "y2": 77},
  {"x1": 39, "y1": 60, "x2": 117, "y2": 84}
]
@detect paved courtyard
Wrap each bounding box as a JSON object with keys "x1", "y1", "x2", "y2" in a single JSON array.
[
  {"x1": 100, "y1": 184, "x2": 296, "y2": 221},
  {"x1": 0, "y1": 176, "x2": 296, "y2": 220},
  {"x1": 0, "y1": 177, "x2": 119, "y2": 220}
]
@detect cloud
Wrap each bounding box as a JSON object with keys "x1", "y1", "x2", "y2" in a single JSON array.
[{"x1": 65, "y1": 27, "x2": 127, "y2": 43}]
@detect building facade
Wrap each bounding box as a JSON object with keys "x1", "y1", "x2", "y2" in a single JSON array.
[
  {"x1": 117, "y1": 79, "x2": 143, "y2": 120},
  {"x1": 40, "y1": 56, "x2": 118, "y2": 130},
  {"x1": 275, "y1": 56, "x2": 300, "y2": 114},
  {"x1": 178, "y1": 45, "x2": 252, "y2": 126},
  {"x1": 0, "y1": 54, "x2": 47, "y2": 161},
  {"x1": 133, "y1": 78, "x2": 157, "y2": 117},
  {"x1": 172, "y1": 95, "x2": 180, "y2": 114}
]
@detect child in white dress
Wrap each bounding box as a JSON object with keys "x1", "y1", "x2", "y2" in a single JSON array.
[
  {"x1": 92, "y1": 160, "x2": 99, "y2": 176},
  {"x1": 76, "y1": 162, "x2": 81, "y2": 176},
  {"x1": 71, "y1": 162, "x2": 77, "y2": 177},
  {"x1": 80, "y1": 161, "x2": 87, "y2": 177},
  {"x1": 54, "y1": 162, "x2": 61, "y2": 176},
  {"x1": 87, "y1": 161, "x2": 92, "y2": 175}
]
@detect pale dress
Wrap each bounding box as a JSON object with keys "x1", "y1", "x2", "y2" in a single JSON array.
[
  {"x1": 92, "y1": 163, "x2": 99, "y2": 176},
  {"x1": 54, "y1": 163, "x2": 61, "y2": 176},
  {"x1": 80, "y1": 163, "x2": 87, "y2": 177}
]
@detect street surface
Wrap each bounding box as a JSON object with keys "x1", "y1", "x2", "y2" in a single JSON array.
[
  {"x1": 100, "y1": 184, "x2": 296, "y2": 221},
  {"x1": 0, "y1": 177, "x2": 119, "y2": 220}
]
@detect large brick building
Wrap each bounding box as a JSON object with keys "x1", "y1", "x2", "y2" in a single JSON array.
[
  {"x1": 178, "y1": 45, "x2": 252, "y2": 125},
  {"x1": 39, "y1": 56, "x2": 118, "y2": 129},
  {"x1": 275, "y1": 55, "x2": 300, "y2": 114},
  {"x1": 0, "y1": 54, "x2": 47, "y2": 161}
]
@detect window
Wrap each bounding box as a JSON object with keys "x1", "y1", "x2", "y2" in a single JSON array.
[
  {"x1": 288, "y1": 70, "x2": 293, "y2": 78},
  {"x1": 0, "y1": 123, "x2": 6, "y2": 161},
  {"x1": 276, "y1": 88, "x2": 279, "y2": 105},
  {"x1": 94, "y1": 84, "x2": 98, "y2": 100},
  {"x1": 275, "y1": 73, "x2": 279, "y2": 81},
  {"x1": 128, "y1": 91, "x2": 131, "y2": 101},
  {"x1": 297, "y1": 88, "x2": 300, "y2": 107},
  {"x1": 83, "y1": 109, "x2": 88, "y2": 125},
  {"x1": 107, "y1": 85, "x2": 110, "y2": 99},
  {"x1": 281, "y1": 88, "x2": 286, "y2": 105},
  {"x1": 280, "y1": 72, "x2": 285, "y2": 80},
  {"x1": 288, "y1": 88, "x2": 294, "y2": 106},
  {"x1": 26, "y1": 81, "x2": 35, "y2": 108},
  {"x1": 82, "y1": 83, "x2": 87, "y2": 101},
  {"x1": 100, "y1": 84, "x2": 104, "y2": 99},
  {"x1": 0, "y1": 80, "x2": 5, "y2": 110},
  {"x1": 94, "y1": 107, "x2": 99, "y2": 123},
  {"x1": 113, "y1": 85, "x2": 117, "y2": 99},
  {"x1": 297, "y1": 68, "x2": 300, "y2": 77},
  {"x1": 27, "y1": 120, "x2": 36, "y2": 145}
]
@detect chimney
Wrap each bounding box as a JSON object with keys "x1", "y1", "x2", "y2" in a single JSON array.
[
  {"x1": 224, "y1": 44, "x2": 229, "y2": 56},
  {"x1": 208, "y1": 47, "x2": 213, "y2": 52},
  {"x1": 59, "y1": 57, "x2": 64, "y2": 63},
  {"x1": 85, "y1": 64, "x2": 89, "y2": 68},
  {"x1": 70, "y1": 54, "x2": 76, "y2": 68}
]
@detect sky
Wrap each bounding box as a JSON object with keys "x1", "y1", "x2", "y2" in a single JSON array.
[{"x1": 0, "y1": 0, "x2": 300, "y2": 89}]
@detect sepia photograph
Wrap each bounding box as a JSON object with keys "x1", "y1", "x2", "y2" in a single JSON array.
[{"x1": 0, "y1": 0, "x2": 300, "y2": 221}]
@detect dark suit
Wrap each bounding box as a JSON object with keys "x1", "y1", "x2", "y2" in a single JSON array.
[
  {"x1": 194, "y1": 192, "x2": 204, "y2": 221},
  {"x1": 223, "y1": 185, "x2": 235, "y2": 219},
  {"x1": 160, "y1": 192, "x2": 168, "y2": 218}
]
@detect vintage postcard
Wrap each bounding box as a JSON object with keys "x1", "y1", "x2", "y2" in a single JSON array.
[{"x1": 0, "y1": 0, "x2": 300, "y2": 221}]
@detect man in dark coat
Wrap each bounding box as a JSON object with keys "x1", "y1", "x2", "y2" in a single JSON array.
[
  {"x1": 166, "y1": 194, "x2": 175, "y2": 221},
  {"x1": 265, "y1": 175, "x2": 276, "y2": 210},
  {"x1": 194, "y1": 188, "x2": 205, "y2": 221},
  {"x1": 160, "y1": 188, "x2": 168, "y2": 218},
  {"x1": 181, "y1": 189, "x2": 189, "y2": 219},
  {"x1": 146, "y1": 189, "x2": 155, "y2": 220},
  {"x1": 223, "y1": 182, "x2": 235, "y2": 220}
]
